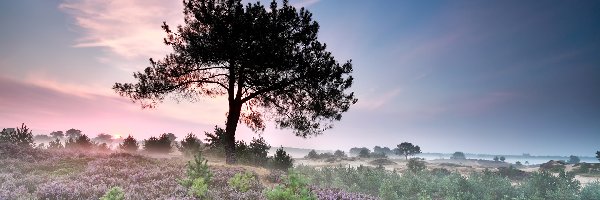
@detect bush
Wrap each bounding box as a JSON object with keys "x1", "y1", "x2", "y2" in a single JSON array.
[
  {"x1": 358, "y1": 149, "x2": 370, "y2": 158},
  {"x1": 179, "y1": 151, "x2": 212, "y2": 190},
  {"x1": 306, "y1": 150, "x2": 319, "y2": 159},
  {"x1": 567, "y1": 155, "x2": 580, "y2": 164},
  {"x1": 228, "y1": 171, "x2": 256, "y2": 192},
  {"x1": 581, "y1": 182, "x2": 600, "y2": 200},
  {"x1": 239, "y1": 137, "x2": 270, "y2": 166},
  {"x1": 407, "y1": 158, "x2": 426, "y2": 172},
  {"x1": 189, "y1": 177, "x2": 209, "y2": 198},
  {"x1": 265, "y1": 172, "x2": 316, "y2": 200},
  {"x1": 334, "y1": 150, "x2": 347, "y2": 157},
  {"x1": 270, "y1": 147, "x2": 293, "y2": 172},
  {"x1": 0, "y1": 123, "x2": 34, "y2": 147},
  {"x1": 119, "y1": 135, "x2": 138, "y2": 152},
  {"x1": 450, "y1": 151, "x2": 466, "y2": 160},
  {"x1": 143, "y1": 133, "x2": 172, "y2": 153},
  {"x1": 521, "y1": 170, "x2": 580, "y2": 199},
  {"x1": 100, "y1": 186, "x2": 125, "y2": 200},
  {"x1": 64, "y1": 134, "x2": 94, "y2": 149},
  {"x1": 178, "y1": 133, "x2": 201, "y2": 157}
]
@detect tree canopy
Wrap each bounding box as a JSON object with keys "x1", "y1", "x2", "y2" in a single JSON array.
[
  {"x1": 395, "y1": 142, "x2": 421, "y2": 160},
  {"x1": 113, "y1": 0, "x2": 356, "y2": 163}
]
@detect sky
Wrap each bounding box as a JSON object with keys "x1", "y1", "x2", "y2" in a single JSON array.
[{"x1": 1, "y1": 0, "x2": 599, "y2": 156}]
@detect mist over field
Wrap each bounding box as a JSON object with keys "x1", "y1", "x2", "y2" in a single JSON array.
[{"x1": 1, "y1": 0, "x2": 600, "y2": 199}]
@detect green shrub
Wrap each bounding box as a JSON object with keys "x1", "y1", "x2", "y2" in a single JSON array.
[
  {"x1": 270, "y1": 147, "x2": 293, "y2": 172},
  {"x1": 100, "y1": 186, "x2": 125, "y2": 200},
  {"x1": 190, "y1": 177, "x2": 209, "y2": 198},
  {"x1": 407, "y1": 158, "x2": 426, "y2": 172},
  {"x1": 581, "y1": 182, "x2": 600, "y2": 200},
  {"x1": 229, "y1": 171, "x2": 256, "y2": 192},
  {"x1": 265, "y1": 172, "x2": 316, "y2": 200},
  {"x1": 520, "y1": 170, "x2": 580, "y2": 200},
  {"x1": 179, "y1": 151, "x2": 212, "y2": 189}
]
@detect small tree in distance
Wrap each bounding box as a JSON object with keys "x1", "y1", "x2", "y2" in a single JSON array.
[
  {"x1": 358, "y1": 148, "x2": 371, "y2": 158},
  {"x1": 597, "y1": 151, "x2": 600, "y2": 162},
  {"x1": 50, "y1": 131, "x2": 64, "y2": 139},
  {"x1": 334, "y1": 150, "x2": 347, "y2": 157},
  {"x1": 395, "y1": 142, "x2": 421, "y2": 160},
  {"x1": 450, "y1": 152, "x2": 466, "y2": 160},
  {"x1": 179, "y1": 133, "x2": 202, "y2": 157},
  {"x1": 568, "y1": 155, "x2": 580, "y2": 164},
  {"x1": 500, "y1": 156, "x2": 506, "y2": 162},
  {"x1": 119, "y1": 135, "x2": 139, "y2": 152},
  {"x1": 65, "y1": 128, "x2": 82, "y2": 139},
  {"x1": 494, "y1": 156, "x2": 500, "y2": 162}
]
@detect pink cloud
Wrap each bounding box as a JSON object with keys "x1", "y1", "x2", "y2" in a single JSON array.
[{"x1": 60, "y1": 0, "x2": 183, "y2": 60}]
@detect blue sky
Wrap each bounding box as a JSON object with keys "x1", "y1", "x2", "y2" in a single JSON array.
[{"x1": 1, "y1": 0, "x2": 598, "y2": 156}]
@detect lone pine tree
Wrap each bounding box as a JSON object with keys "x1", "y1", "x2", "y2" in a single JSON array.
[{"x1": 113, "y1": 0, "x2": 356, "y2": 164}]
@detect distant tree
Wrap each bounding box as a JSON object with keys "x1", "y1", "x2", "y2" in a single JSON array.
[
  {"x1": 306, "y1": 149, "x2": 319, "y2": 159},
  {"x1": 525, "y1": 161, "x2": 529, "y2": 165},
  {"x1": 94, "y1": 133, "x2": 114, "y2": 144},
  {"x1": 48, "y1": 138, "x2": 63, "y2": 149},
  {"x1": 143, "y1": 133, "x2": 172, "y2": 153},
  {"x1": 65, "y1": 129, "x2": 82, "y2": 139},
  {"x1": 119, "y1": 135, "x2": 139, "y2": 152},
  {"x1": 113, "y1": 0, "x2": 357, "y2": 164},
  {"x1": 349, "y1": 147, "x2": 369, "y2": 156},
  {"x1": 407, "y1": 158, "x2": 426, "y2": 172},
  {"x1": 597, "y1": 151, "x2": 600, "y2": 162},
  {"x1": 500, "y1": 156, "x2": 506, "y2": 162},
  {"x1": 568, "y1": 155, "x2": 580, "y2": 164},
  {"x1": 373, "y1": 146, "x2": 383, "y2": 154},
  {"x1": 75, "y1": 134, "x2": 93, "y2": 149},
  {"x1": 49, "y1": 131, "x2": 64, "y2": 139},
  {"x1": 493, "y1": 156, "x2": 500, "y2": 162},
  {"x1": 515, "y1": 161, "x2": 523, "y2": 167},
  {"x1": 270, "y1": 147, "x2": 293, "y2": 172},
  {"x1": 382, "y1": 147, "x2": 393, "y2": 155},
  {"x1": 395, "y1": 142, "x2": 421, "y2": 160},
  {"x1": 334, "y1": 150, "x2": 347, "y2": 157},
  {"x1": 450, "y1": 151, "x2": 466, "y2": 160},
  {"x1": 179, "y1": 133, "x2": 202, "y2": 157},
  {"x1": 358, "y1": 149, "x2": 371, "y2": 158},
  {"x1": 33, "y1": 134, "x2": 52, "y2": 143},
  {"x1": 0, "y1": 123, "x2": 34, "y2": 147}
]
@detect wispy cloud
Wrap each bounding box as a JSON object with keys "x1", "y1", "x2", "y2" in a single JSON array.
[
  {"x1": 355, "y1": 88, "x2": 402, "y2": 111},
  {"x1": 59, "y1": 0, "x2": 183, "y2": 59}
]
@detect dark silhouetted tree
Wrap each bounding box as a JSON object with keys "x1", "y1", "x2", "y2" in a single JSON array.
[
  {"x1": 349, "y1": 147, "x2": 369, "y2": 156},
  {"x1": 76, "y1": 134, "x2": 93, "y2": 149},
  {"x1": 568, "y1": 155, "x2": 580, "y2": 164},
  {"x1": 144, "y1": 133, "x2": 172, "y2": 153},
  {"x1": 50, "y1": 131, "x2": 64, "y2": 139},
  {"x1": 450, "y1": 151, "x2": 466, "y2": 160},
  {"x1": 0, "y1": 123, "x2": 34, "y2": 147},
  {"x1": 395, "y1": 142, "x2": 421, "y2": 160},
  {"x1": 494, "y1": 156, "x2": 500, "y2": 162},
  {"x1": 500, "y1": 156, "x2": 506, "y2": 162},
  {"x1": 179, "y1": 133, "x2": 202, "y2": 157},
  {"x1": 113, "y1": 0, "x2": 356, "y2": 164},
  {"x1": 119, "y1": 135, "x2": 139, "y2": 152},
  {"x1": 65, "y1": 128, "x2": 82, "y2": 139},
  {"x1": 597, "y1": 151, "x2": 600, "y2": 162},
  {"x1": 270, "y1": 147, "x2": 293, "y2": 172}
]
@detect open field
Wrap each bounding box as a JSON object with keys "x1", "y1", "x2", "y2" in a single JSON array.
[{"x1": 2, "y1": 142, "x2": 600, "y2": 200}]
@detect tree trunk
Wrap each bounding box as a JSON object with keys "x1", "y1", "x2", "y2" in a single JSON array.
[{"x1": 225, "y1": 101, "x2": 242, "y2": 164}]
